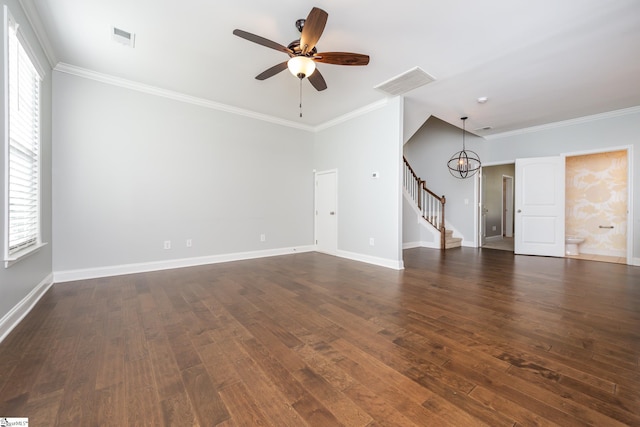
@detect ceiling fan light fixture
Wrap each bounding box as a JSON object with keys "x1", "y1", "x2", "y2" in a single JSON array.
[{"x1": 288, "y1": 56, "x2": 316, "y2": 79}]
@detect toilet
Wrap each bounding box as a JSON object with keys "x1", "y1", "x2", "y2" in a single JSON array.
[{"x1": 565, "y1": 236, "x2": 585, "y2": 255}]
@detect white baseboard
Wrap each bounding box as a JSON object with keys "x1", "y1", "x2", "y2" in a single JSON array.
[
  {"x1": 0, "y1": 273, "x2": 54, "y2": 344},
  {"x1": 54, "y1": 245, "x2": 316, "y2": 283},
  {"x1": 462, "y1": 240, "x2": 478, "y2": 248},
  {"x1": 403, "y1": 241, "x2": 421, "y2": 249},
  {"x1": 580, "y1": 248, "x2": 626, "y2": 258},
  {"x1": 632, "y1": 257, "x2": 640, "y2": 267},
  {"x1": 402, "y1": 241, "x2": 439, "y2": 250},
  {"x1": 335, "y1": 250, "x2": 404, "y2": 270}
]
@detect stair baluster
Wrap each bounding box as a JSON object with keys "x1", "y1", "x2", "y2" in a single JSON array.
[{"x1": 403, "y1": 157, "x2": 448, "y2": 249}]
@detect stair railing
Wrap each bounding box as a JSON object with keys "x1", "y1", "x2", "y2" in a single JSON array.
[{"x1": 403, "y1": 156, "x2": 447, "y2": 249}]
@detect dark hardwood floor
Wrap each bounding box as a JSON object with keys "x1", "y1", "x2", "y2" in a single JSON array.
[{"x1": 1, "y1": 247, "x2": 639, "y2": 426}]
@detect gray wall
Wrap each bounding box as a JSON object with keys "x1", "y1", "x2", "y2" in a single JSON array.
[
  {"x1": 403, "y1": 116, "x2": 484, "y2": 245},
  {"x1": 52, "y1": 71, "x2": 315, "y2": 273},
  {"x1": 485, "y1": 110, "x2": 640, "y2": 261},
  {"x1": 0, "y1": 1, "x2": 53, "y2": 324},
  {"x1": 314, "y1": 98, "x2": 403, "y2": 267}
]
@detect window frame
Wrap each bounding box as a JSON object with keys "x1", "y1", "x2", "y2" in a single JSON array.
[{"x1": 3, "y1": 6, "x2": 46, "y2": 268}]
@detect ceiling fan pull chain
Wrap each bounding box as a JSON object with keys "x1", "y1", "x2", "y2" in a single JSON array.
[{"x1": 299, "y1": 78, "x2": 303, "y2": 117}]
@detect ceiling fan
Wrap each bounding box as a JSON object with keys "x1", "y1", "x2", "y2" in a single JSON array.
[{"x1": 232, "y1": 7, "x2": 369, "y2": 92}]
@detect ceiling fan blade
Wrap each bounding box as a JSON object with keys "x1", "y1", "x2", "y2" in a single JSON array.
[
  {"x1": 314, "y1": 52, "x2": 370, "y2": 66},
  {"x1": 308, "y1": 69, "x2": 327, "y2": 91},
  {"x1": 300, "y1": 7, "x2": 328, "y2": 55},
  {"x1": 233, "y1": 29, "x2": 292, "y2": 55},
  {"x1": 255, "y1": 62, "x2": 289, "y2": 80}
]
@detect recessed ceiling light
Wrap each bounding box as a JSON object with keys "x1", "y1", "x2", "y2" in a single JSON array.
[
  {"x1": 112, "y1": 26, "x2": 135, "y2": 47},
  {"x1": 477, "y1": 96, "x2": 488, "y2": 104}
]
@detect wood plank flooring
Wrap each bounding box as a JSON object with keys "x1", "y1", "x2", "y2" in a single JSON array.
[{"x1": 0, "y1": 247, "x2": 639, "y2": 426}]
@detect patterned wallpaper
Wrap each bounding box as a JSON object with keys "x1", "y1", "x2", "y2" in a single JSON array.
[{"x1": 565, "y1": 150, "x2": 627, "y2": 256}]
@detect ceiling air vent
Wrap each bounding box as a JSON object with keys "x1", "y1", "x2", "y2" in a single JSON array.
[
  {"x1": 112, "y1": 26, "x2": 135, "y2": 47},
  {"x1": 374, "y1": 66, "x2": 435, "y2": 96}
]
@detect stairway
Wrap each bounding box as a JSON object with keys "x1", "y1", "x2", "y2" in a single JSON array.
[
  {"x1": 444, "y1": 229, "x2": 462, "y2": 249},
  {"x1": 405, "y1": 156, "x2": 464, "y2": 250}
]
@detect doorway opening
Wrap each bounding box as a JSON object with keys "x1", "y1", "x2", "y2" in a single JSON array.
[
  {"x1": 564, "y1": 149, "x2": 629, "y2": 265},
  {"x1": 480, "y1": 164, "x2": 515, "y2": 252}
]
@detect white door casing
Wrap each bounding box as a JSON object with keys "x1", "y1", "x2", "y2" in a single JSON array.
[
  {"x1": 503, "y1": 175, "x2": 514, "y2": 238},
  {"x1": 315, "y1": 170, "x2": 338, "y2": 254},
  {"x1": 479, "y1": 169, "x2": 486, "y2": 247},
  {"x1": 515, "y1": 157, "x2": 565, "y2": 257}
]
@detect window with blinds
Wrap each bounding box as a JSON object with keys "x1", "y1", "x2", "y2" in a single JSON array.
[{"x1": 5, "y1": 15, "x2": 42, "y2": 259}]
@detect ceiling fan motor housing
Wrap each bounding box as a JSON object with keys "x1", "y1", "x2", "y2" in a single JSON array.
[{"x1": 287, "y1": 40, "x2": 317, "y2": 57}]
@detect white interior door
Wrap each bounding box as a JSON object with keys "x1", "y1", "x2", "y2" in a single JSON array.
[
  {"x1": 515, "y1": 157, "x2": 565, "y2": 256},
  {"x1": 315, "y1": 170, "x2": 338, "y2": 254}
]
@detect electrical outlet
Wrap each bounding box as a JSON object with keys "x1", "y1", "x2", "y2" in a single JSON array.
[
  {"x1": 369, "y1": 237, "x2": 375, "y2": 246},
  {"x1": 260, "y1": 234, "x2": 266, "y2": 242},
  {"x1": 164, "y1": 240, "x2": 171, "y2": 250},
  {"x1": 186, "y1": 239, "x2": 192, "y2": 247}
]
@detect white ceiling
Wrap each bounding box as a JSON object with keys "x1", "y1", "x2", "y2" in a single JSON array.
[{"x1": 23, "y1": 0, "x2": 640, "y2": 136}]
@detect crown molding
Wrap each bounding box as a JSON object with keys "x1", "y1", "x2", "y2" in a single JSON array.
[
  {"x1": 18, "y1": 0, "x2": 57, "y2": 68},
  {"x1": 54, "y1": 63, "x2": 318, "y2": 132},
  {"x1": 54, "y1": 63, "x2": 390, "y2": 133},
  {"x1": 314, "y1": 98, "x2": 391, "y2": 132},
  {"x1": 485, "y1": 106, "x2": 640, "y2": 140}
]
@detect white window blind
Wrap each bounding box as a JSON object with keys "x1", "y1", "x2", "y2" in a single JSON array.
[{"x1": 6, "y1": 18, "x2": 41, "y2": 257}]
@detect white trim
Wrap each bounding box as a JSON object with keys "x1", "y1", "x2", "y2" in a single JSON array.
[
  {"x1": 632, "y1": 257, "x2": 640, "y2": 267},
  {"x1": 314, "y1": 99, "x2": 390, "y2": 132},
  {"x1": 403, "y1": 241, "x2": 439, "y2": 250},
  {"x1": 14, "y1": 25, "x2": 45, "y2": 78},
  {"x1": 472, "y1": 171, "x2": 480, "y2": 247},
  {"x1": 403, "y1": 241, "x2": 421, "y2": 249},
  {"x1": 2, "y1": 6, "x2": 9, "y2": 265},
  {"x1": 486, "y1": 106, "x2": 640, "y2": 140},
  {"x1": 55, "y1": 62, "x2": 390, "y2": 134},
  {"x1": 54, "y1": 63, "x2": 316, "y2": 132},
  {"x1": 0, "y1": 273, "x2": 53, "y2": 344},
  {"x1": 18, "y1": 0, "x2": 57, "y2": 67},
  {"x1": 5, "y1": 242, "x2": 47, "y2": 268},
  {"x1": 335, "y1": 249, "x2": 404, "y2": 270},
  {"x1": 54, "y1": 245, "x2": 316, "y2": 283},
  {"x1": 579, "y1": 248, "x2": 627, "y2": 258}
]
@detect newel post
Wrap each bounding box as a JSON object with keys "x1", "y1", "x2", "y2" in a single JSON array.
[{"x1": 440, "y1": 195, "x2": 446, "y2": 250}]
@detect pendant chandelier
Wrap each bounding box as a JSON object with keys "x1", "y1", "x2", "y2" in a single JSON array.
[{"x1": 447, "y1": 116, "x2": 481, "y2": 179}]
